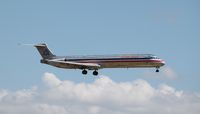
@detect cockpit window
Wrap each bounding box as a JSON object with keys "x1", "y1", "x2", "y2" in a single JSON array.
[{"x1": 150, "y1": 56, "x2": 159, "y2": 59}]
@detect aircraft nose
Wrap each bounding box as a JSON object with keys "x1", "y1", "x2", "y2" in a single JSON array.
[{"x1": 161, "y1": 60, "x2": 165, "y2": 66}]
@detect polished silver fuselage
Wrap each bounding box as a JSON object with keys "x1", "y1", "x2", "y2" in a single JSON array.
[
  {"x1": 42, "y1": 54, "x2": 165, "y2": 70},
  {"x1": 34, "y1": 43, "x2": 165, "y2": 75}
]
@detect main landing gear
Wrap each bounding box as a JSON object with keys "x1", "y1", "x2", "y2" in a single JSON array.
[
  {"x1": 82, "y1": 69, "x2": 98, "y2": 76},
  {"x1": 93, "y1": 70, "x2": 98, "y2": 76},
  {"x1": 82, "y1": 69, "x2": 88, "y2": 75}
]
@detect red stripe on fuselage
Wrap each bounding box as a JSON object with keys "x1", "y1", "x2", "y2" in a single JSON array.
[{"x1": 72, "y1": 59, "x2": 163, "y2": 63}]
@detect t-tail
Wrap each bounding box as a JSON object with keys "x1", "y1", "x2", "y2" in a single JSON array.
[{"x1": 34, "y1": 43, "x2": 55, "y2": 59}]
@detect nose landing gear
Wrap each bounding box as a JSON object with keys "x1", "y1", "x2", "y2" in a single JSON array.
[{"x1": 156, "y1": 67, "x2": 159, "y2": 72}]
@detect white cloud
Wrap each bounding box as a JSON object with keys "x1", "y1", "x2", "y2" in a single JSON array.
[
  {"x1": 158, "y1": 84, "x2": 183, "y2": 97},
  {"x1": 0, "y1": 73, "x2": 200, "y2": 114},
  {"x1": 43, "y1": 72, "x2": 61, "y2": 87}
]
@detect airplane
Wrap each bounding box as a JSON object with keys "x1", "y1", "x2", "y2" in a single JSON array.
[{"x1": 34, "y1": 43, "x2": 165, "y2": 76}]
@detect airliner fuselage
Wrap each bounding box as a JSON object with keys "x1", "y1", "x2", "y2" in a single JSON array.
[
  {"x1": 46, "y1": 54, "x2": 164, "y2": 69},
  {"x1": 35, "y1": 44, "x2": 165, "y2": 75}
]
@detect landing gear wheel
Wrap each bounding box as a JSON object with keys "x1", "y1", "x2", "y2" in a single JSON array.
[
  {"x1": 156, "y1": 69, "x2": 159, "y2": 72},
  {"x1": 82, "y1": 69, "x2": 87, "y2": 75},
  {"x1": 93, "y1": 70, "x2": 98, "y2": 76}
]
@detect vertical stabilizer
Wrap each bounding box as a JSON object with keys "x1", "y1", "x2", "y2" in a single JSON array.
[{"x1": 34, "y1": 43, "x2": 55, "y2": 59}]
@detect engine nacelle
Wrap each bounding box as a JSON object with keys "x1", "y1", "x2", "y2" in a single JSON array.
[{"x1": 40, "y1": 59, "x2": 48, "y2": 64}]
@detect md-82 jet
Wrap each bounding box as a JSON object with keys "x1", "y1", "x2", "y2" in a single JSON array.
[{"x1": 34, "y1": 43, "x2": 165, "y2": 76}]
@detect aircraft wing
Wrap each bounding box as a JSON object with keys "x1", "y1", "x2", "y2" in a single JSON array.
[{"x1": 48, "y1": 59, "x2": 101, "y2": 70}]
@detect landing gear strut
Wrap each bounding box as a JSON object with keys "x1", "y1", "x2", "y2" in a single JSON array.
[
  {"x1": 82, "y1": 69, "x2": 87, "y2": 75},
  {"x1": 93, "y1": 70, "x2": 98, "y2": 76},
  {"x1": 156, "y1": 67, "x2": 159, "y2": 72}
]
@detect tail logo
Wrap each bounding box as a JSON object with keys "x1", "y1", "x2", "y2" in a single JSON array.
[{"x1": 43, "y1": 49, "x2": 50, "y2": 56}]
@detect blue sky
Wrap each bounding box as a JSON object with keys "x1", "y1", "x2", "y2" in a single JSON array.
[
  {"x1": 0, "y1": 1, "x2": 200, "y2": 113},
  {"x1": 0, "y1": 0, "x2": 200, "y2": 93}
]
